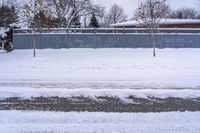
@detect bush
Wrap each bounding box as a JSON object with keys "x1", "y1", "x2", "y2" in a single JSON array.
[{"x1": 0, "y1": 27, "x2": 13, "y2": 52}]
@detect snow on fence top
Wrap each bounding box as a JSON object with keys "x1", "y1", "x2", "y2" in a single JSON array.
[
  {"x1": 111, "y1": 18, "x2": 200, "y2": 27},
  {"x1": 13, "y1": 27, "x2": 200, "y2": 35}
]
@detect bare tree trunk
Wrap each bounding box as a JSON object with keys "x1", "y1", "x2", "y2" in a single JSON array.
[
  {"x1": 152, "y1": 33, "x2": 156, "y2": 57},
  {"x1": 33, "y1": 0, "x2": 36, "y2": 57},
  {"x1": 151, "y1": 28, "x2": 156, "y2": 57},
  {"x1": 33, "y1": 29, "x2": 36, "y2": 57}
]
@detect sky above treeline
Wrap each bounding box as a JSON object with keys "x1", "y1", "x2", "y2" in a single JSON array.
[{"x1": 93, "y1": 0, "x2": 199, "y2": 17}]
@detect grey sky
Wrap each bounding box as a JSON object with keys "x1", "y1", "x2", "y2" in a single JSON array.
[{"x1": 93, "y1": 0, "x2": 199, "y2": 17}]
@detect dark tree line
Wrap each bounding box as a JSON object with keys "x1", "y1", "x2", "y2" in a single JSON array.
[{"x1": 1, "y1": 0, "x2": 200, "y2": 29}]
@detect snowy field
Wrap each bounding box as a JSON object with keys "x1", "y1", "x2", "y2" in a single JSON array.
[
  {"x1": 1, "y1": 49, "x2": 200, "y2": 132},
  {"x1": 0, "y1": 111, "x2": 200, "y2": 133},
  {"x1": 0, "y1": 48, "x2": 200, "y2": 88}
]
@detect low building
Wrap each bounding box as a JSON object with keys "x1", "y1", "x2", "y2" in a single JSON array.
[{"x1": 111, "y1": 19, "x2": 200, "y2": 28}]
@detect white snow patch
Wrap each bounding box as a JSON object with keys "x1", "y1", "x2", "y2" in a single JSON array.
[
  {"x1": 1, "y1": 49, "x2": 200, "y2": 88},
  {"x1": 0, "y1": 28, "x2": 9, "y2": 38},
  {"x1": 0, "y1": 111, "x2": 200, "y2": 133}
]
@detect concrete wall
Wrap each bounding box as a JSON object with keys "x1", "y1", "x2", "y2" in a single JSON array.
[{"x1": 13, "y1": 33, "x2": 200, "y2": 49}]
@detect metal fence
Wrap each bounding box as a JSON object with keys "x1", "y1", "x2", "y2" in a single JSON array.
[{"x1": 13, "y1": 28, "x2": 200, "y2": 49}]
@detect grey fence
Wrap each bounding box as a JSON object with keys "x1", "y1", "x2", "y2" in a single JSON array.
[{"x1": 13, "y1": 28, "x2": 200, "y2": 49}]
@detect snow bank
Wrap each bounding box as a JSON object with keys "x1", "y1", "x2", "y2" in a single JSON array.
[
  {"x1": 0, "y1": 111, "x2": 200, "y2": 133},
  {"x1": 1, "y1": 87, "x2": 200, "y2": 99},
  {"x1": 0, "y1": 49, "x2": 200, "y2": 88}
]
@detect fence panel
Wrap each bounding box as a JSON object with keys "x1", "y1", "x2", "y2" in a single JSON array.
[{"x1": 13, "y1": 29, "x2": 200, "y2": 49}]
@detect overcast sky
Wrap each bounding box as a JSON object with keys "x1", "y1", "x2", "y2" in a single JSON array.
[{"x1": 93, "y1": 0, "x2": 199, "y2": 18}]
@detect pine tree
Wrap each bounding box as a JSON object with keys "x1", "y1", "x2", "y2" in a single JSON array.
[
  {"x1": 70, "y1": 16, "x2": 81, "y2": 28},
  {"x1": 0, "y1": 5, "x2": 18, "y2": 27},
  {"x1": 89, "y1": 14, "x2": 100, "y2": 28},
  {"x1": 31, "y1": 11, "x2": 50, "y2": 28}
]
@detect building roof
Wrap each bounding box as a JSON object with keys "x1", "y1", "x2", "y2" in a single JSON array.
[{"x1": 111, "y1": 19, "x2": 200, "y2": 27}]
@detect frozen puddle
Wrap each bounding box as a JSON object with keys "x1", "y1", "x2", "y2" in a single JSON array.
[{"x1": 0, "y1": 111, "x2": 200, "y2": 133}]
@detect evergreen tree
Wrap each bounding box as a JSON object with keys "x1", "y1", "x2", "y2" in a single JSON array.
[
  {"x1": 31, "y1": 11, "x2": 51, "y2": 28},
  {"x1": 70, "y1": 16, "x2": 81, "y2": 28},
  {"x1": 89, "y1": 14, "x2": 99, "y2": 28},
  {"x1": 0, "y1": 5, "x2": 18, "y2": 27}
]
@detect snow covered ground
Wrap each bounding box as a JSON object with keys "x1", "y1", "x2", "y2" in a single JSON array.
[
  {"x1": 0, "y1": 111, "x2": 200, "y2": 133},
  {"x1": 1, "y1": 49, "x2": 200, "y2": 132},
  {"x1": 0, "y1": 48, "x2": 200, "y2": 88}
]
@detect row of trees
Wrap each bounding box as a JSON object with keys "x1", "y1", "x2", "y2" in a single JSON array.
[
  {"x1": 0, "y1": 0, "x2": 126, "y2": 28},
  {"x1": 0, "y1": 0, "x2": 103, "y2": 28},
  {"x1": 1, "y1": 0, "x2": 200, "y2": 29}
]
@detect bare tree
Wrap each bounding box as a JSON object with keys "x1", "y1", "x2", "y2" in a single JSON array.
[
  {"x1": 46, "y1": 0, "x2": 104, "y2": 28},
  {"x1": 46, "y1": 0, "x2": 72, "y2": 27},
  {"x1": 135, "y1": 0, "x2": 169, "y2": 57},
  {"x1": 22, "y1": 0, "x2": 47, "y2": 27},
  {"x1": 23, "y1": 0, "x2": 46, "y2": 57},
  {"x1": 105, "y1": 4, "x2": 127, "y2": 25},
  {"x1": 170, "y1": 7, "x2": 197, "y2": 19},
  {"x1": 67, "y1": 0, "x2": 104, "y2": 28}
]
